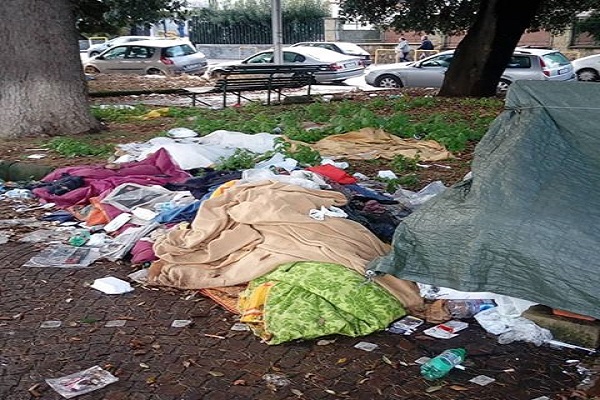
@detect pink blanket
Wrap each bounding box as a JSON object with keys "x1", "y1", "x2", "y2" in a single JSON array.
[{"x1": 33, "y1": 149, "x2": 190, "y2": 207}]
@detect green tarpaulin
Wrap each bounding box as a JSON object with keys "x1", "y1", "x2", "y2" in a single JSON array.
[{"x1": 368, "y1": 81, "x2": 600, "y2": 319}]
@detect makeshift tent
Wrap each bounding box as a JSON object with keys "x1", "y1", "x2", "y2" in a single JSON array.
[{"x1": 368, "y1": 81, "x2": 600, "y2": 319}]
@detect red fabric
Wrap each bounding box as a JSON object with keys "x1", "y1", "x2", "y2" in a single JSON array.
[
  {"x1": 33, "y1": 149, "x2": 190, "y2": 208},
  {"x1": 130, "y1": 239, "x2": 157, "y2": 264},
  {"x1": 307, "y1": 164, "x2": 357, "y2": 184}
]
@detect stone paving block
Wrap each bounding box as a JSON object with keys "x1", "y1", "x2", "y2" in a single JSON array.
[{"x1": 523, "y1": 305, "x2": 600, "y2": 348}]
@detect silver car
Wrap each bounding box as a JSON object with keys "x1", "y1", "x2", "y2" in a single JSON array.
[
  {"x1": 205, "y1": 46, "x2": 365, "y2": 83},
  {"x1": 366, "y1": 47, "x2": 575, "y2": 92},
  {"x1": 83, "y1": 40, "x2": 208, "y2": 76}
]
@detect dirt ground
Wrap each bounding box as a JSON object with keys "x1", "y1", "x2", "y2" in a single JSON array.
[{"x1": 0, "y1": 77, "x2": 598, "y2": 399}]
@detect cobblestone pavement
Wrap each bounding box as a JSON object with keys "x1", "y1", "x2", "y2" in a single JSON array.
[{"x1": 0, "y1": 238, "x2": 594, "y2": 399}]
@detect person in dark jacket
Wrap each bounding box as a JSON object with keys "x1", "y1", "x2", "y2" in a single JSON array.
[{"x1": 417, "y1": 35, "x2": 434, "y2": 50}]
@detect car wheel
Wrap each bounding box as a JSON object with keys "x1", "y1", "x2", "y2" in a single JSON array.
[
  {"x1": 84, "y1": 65, "x2": 100, "y2": 74},
  {"x1": 89, "y1": 51, "x2": 100, "y2": 57},
  {"x1": 146, "y1": 68, "x2": 165, "y2": 76},
  {"x1": 576, "y1": 68, "x2": 599, "y2": 82},
  {"x1": 374, "y1": 74, "x2": 403, "y2": 88},
  {"x1": 496, "y1": 79, "x2": 511, "y2": 95}
]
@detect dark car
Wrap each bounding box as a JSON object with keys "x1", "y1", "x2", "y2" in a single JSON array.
[{"x1": 291, "y1": 41, "x2": 372, "y2": 66}]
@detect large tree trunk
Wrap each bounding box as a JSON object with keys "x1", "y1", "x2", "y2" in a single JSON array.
[
  {"x1": 0, "y1": 0, "x2": 101, "y2": 138},
  {"x1": 439, "y1": 0, "x2": 543, "y2": 97}
]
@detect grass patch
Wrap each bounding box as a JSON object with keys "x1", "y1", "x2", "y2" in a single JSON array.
[{"x1": 48, "y1": 137, "x2": 115, "y2": 157}]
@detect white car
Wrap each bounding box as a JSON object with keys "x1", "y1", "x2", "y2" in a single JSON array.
[
  {"x1": 205, "y1": 46, "x2": 365, "y2": 84},
  {"x1": 571, "y1": 53, "x2": 600, "y2": 82}
]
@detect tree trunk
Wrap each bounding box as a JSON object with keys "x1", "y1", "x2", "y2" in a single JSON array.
[
  {"x1": 0, "y1": 0, "x2": 101, "y2": 139},
  {"x1": 439, "y1": 0, "x2": 544, "y2": 97}
]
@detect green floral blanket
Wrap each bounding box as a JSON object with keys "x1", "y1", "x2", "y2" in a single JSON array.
[{"x1": 239, "y1": 261, "x2": 406, "y2": 345}]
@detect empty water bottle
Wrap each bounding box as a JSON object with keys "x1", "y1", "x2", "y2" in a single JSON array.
[
  {"x1": 445, "y1": 299, "x2": 496, "y2": 319},
  {"x1": 420, "y1": 348, "x2": 466, "y2": 380}
]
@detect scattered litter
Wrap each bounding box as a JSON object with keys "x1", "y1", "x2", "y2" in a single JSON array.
[
  {"x1": 377, "y1": 170, "x2": 398, "y2": 180},
  {"x1": 469, "y1": 375, "x2": 496, "y2": 386},
  {"x1": 352, "y1": 172, "x2": 369, "y2": 181},
  {"x1": 40, "y1": 320, "x2": 62, "y2": 328},
  {"x1": 104, "y1": 320, "x2": 127, "y2": 328},
  {"x1": 316, "y1": 339, "x2": 336, "y2": 346},
  {"x1": 167, "y1": 127, "x2": 198, "y2": 138},
  {"x1": 446, "y1": 299, "x2": 496, "y2": 319},
  {"x1": 45, "y1": 365, "x2": 118, "y2": 399},
  {"x1": 531, "y1": 397, "x2": 550, "y2": 400},
  {"x1": 230, "y1": 323, "x2": 250, "y2": 331},
  {"x1": 127, "y1": 269, "x2": 149, "y2": 284},
  {"x1": 131, "y1": 207, "x2": 157, "y2": 221},
  {"x1": 103, "y1": 213, "x2": 132, "y2": 233},
  {"x1": 308, "y1": 206, "x2": 348, "y2": 221},
  {"x1": 90, "y1": 276, "x2": 134, "y2": 295},
  {"x1": 97, "y1": 104, "x2": 135, "y2": 110},
  {"x1": 262, "y1": 373, "x2": 291, "y2": 387},
  {"x1": 421, "y1": 348, "x2": 466, "y2": 380},
  {"x1": 27, "y1": 154, "x2": 47, "y2": 159},
  {"x1": 19, "y1": 229, "x2": 72, "y2": 244},
  {"x1": 433, "y1": 164, "x2": 452, "y2": 169},
  {"x1": 387, "y1": 315, "x2": 424, "y2": 335},
  {"x1": 321, "y1": 159, "x2": 349, "y2": 169},
  {"x1": 68, "y1": 231, "x2": 90, "y2": 247},
  {"x1": 545, "y1": 339, "x2": 597, "y2": 354},
  {"x1": 415, "y1": 356, "x2": 431, "y2": 365},
  {"x1": 171, "y1": 319, "x2": 193, "y2": 328},
  {"x1": 424, "y1": 320, "x2": 469, "y2": 339},
  {"x1": 2, "y1": 188, "x2": 34, "y2": 199},
  {"x1": 354, "y1": 341, "x2": 379, "y2": 352},
  {"x1": 0, "y1": 233, "x2": 9, "y2": 244},
  {"x1": 23, "y1": 245, "x2": 101, "y2": 268}
]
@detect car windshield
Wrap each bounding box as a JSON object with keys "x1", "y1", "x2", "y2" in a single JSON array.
[
  {"x1": 336, "y1": 43, "x2": 367, "y2": 54},
  {"x1": 542, "y1": 52, "x2": 571, "y2": 67},
  {"x1": 163, "y1": 44, "x2": 196, "y2": 57}
]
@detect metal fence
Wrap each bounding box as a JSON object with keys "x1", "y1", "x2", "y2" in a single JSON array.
[{"x1": 189, "y1": 17, "x2": 324, "y2": 44}]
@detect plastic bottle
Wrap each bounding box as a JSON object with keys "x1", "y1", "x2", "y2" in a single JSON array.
[
  {"x1": 420, "y1": 348, "x2": 466, "y2": 380},
  {"x1": 445, "y1": 299, "x2": 496, "y2": 318}
]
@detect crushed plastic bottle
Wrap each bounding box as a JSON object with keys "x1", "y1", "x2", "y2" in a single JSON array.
[
  {"x1": 420, "y1": 348, "x2": 466, "y2": 380},
  {"x1": 68, "y1": 231, "x2": 90, "y2": 247},
  {"x1": 445, "y1": 299, "x2": 496, "y2": 319}
]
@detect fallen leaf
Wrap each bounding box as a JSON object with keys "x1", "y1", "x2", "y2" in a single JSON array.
[
  {"x1": 146, "y1": 376, "x2": 157, "y2": 384},
  {"x1": 425, "y1": 385, "x2": 444, "y2": 393},
  {"x1": 151, "y1": 344, "x2": 161, "y2": 350},
  {"x1": 291, "y1": 388, "x2": 303, "y2": 396},
  {"x1": 183, "y1": 360, "x2": 191, "y2": 368},
  {"x1": 382, "y1": 355, "x2": 394, "y2": 366},
  {"x1": 208, "y1": 371, "x2": 224, "y2": 377},
  {"x1": 450, "y1": 385, "x2": 469, "y2": 391},
  {"x1": 139, "y1": 363, "x2": 150, "y2": 369},
  {"x1": 233, "y1": 379, "x2": 246, "y2": 386},
  {"x1": 336, "y1": 358, "x2": 347, "y2": 364},
  {"x1": 133, "y1": 350, "x2": 147, "y2": 356},
  {"x1": 358, "y1": 378, "x2": 370, "y2": 384},
  {"x1": 324, "y1": 389, "x2": 336, "y2": 395},
  {"x1": 28, "y1": 383, "x2": 42, "y2": 398}
]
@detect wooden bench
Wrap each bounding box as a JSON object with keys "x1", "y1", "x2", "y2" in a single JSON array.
[{"x1": 181, "y1": 64, "x2": 330, "y2": 108}]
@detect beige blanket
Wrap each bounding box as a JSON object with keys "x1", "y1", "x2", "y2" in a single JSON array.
[
  {"x1": 304, "y1": 127, "x2": 453, "y2": 161},
  {"x1": 149, "y1": 180, "x2": 422, "y2": 308}
]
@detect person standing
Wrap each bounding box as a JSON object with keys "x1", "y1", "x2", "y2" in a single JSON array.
[
  {"x1": 417, "y1": 35, "x2": 434, "y2": 50},
  {"x1": 395, "y1": 37, "x2": 411, "y2": 62}
]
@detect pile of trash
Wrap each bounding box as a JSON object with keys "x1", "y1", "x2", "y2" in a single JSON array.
[{"x1": 0, "y1": 125, "x2": 596, "y2": 357}]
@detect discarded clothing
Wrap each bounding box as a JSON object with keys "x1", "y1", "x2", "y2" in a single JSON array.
[
  {"x1": 239, "y1": 261, "x2": 406, "y2": 345},
  {"x1": 304, "y1": 127, "x2": 453, "y2": 161},
  {"x1": 307, "y1": 164, "x2": 357, "y2": 184},
  {"x1": 149, "y1": 180, "x2": 422, "y2": 309},
  {"x1": 33, "y1": 149, "x2": 190, "y2": 208},
  {"x1": 164, "y1": 169, "x2": 242, "y2": 199}
]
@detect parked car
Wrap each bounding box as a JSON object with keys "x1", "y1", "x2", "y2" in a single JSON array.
[
  {"x1": 205, "y1": 46, "x2": 365, "y2": 83},
  {"x1": 86, "y1": 36, "x2": 156, "y2": 57},
  {"x1": 290, "y1": 41, "x2": 372, "y2": 66},
  {"x1": 571, "y1": 53, "x2": 600, "y2": 82},
  {"x1": 83, "y1": 39, "x2": 208, "y2": 76},
  {"x1": 365, "y1": 47, "x2": 576, "y2": 92}
]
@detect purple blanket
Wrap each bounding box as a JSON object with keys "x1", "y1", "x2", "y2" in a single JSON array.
[{"x1": 34, "y1": 149, "x2": 191, "y2": 208}]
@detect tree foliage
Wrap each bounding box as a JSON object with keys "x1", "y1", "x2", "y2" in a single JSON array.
[
  {"x1": 196, "y1": 0, "x2": 328, "y2": 24},
  {"x1": 73, "y1": 0, "x2": 188, "y2": 34},
  {"x1": 339, "y1": 0, "x2": 600, "y2": 35},
  {"x1": 343, "y1": 0, "x2": 600, "y2": 35},
  {"x1": 576, "y1": 12, "x2": 600, "y2": 43}
]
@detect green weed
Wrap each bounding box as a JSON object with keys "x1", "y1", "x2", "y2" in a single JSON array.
[
  {"x1": 48, "y1": 137, "x2": 114, "y2": 157},
  {"x1": 214, "y1": 148, "x2": 258, "y2": 171},
  {"x1": 91, "y1": 105, "x2": 149, "y2": 121}
]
